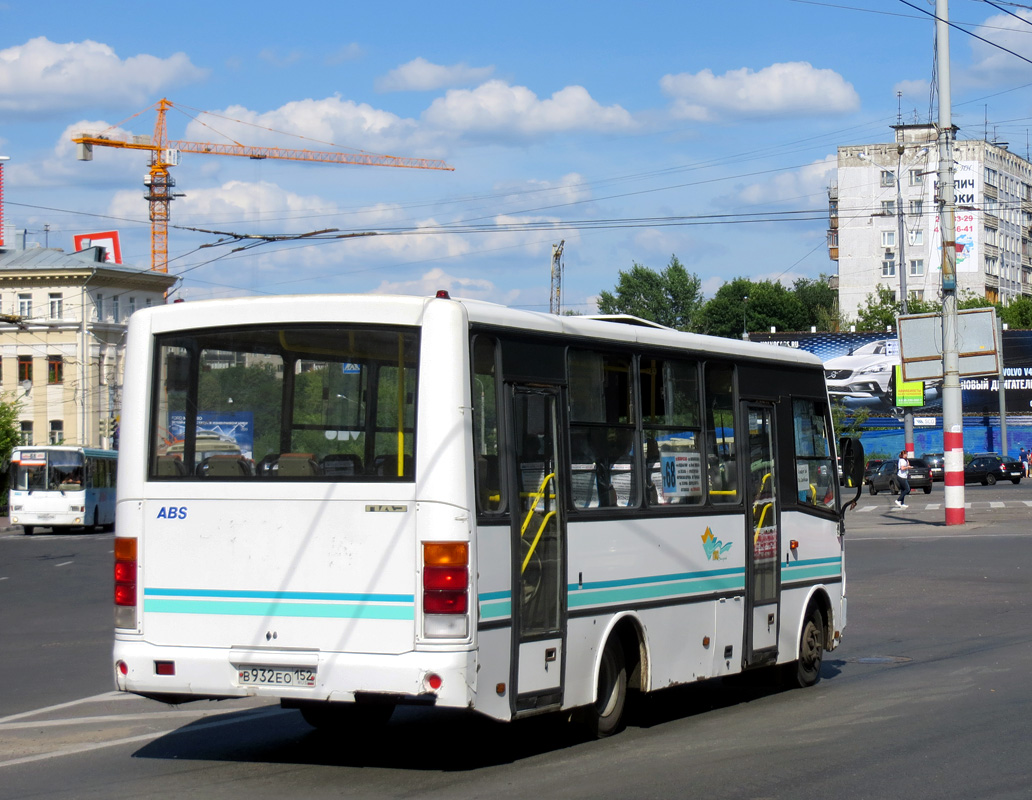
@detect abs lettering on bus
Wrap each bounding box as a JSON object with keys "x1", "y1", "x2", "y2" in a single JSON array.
[{"x1": 156, "y1": 506, "x2": 188, "y2": 520}]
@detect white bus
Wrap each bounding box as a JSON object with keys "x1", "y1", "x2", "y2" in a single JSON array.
[
  {"x1": 9, "y1": 446, "x2": 118, "y2": 535},
  {"x1": 113, "y1": 292, "x2": 863, "y2": 736}
]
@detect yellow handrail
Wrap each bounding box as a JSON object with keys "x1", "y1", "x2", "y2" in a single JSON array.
[
  {"x1": 754, "y1": 502, "x2": 773, "y2": 541},
  {"x1": 520, "y1": 472, "x2": 556, "y2": 574}
]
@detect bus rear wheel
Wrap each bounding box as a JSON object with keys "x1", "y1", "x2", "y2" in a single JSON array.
[
  {"x1": 785, "y1": 607, "x2": 824, "y2": 689},
  {"x1": 22, "y1": 526, "x2": 33, "y2": 536},
  {"x1": 581, "y1": 635, "x2": 627, "y2": 738}
]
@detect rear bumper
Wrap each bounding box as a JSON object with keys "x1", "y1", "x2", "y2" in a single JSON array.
[{"x1": 113, "y1": 639, "x2": 477, "y2": 710}]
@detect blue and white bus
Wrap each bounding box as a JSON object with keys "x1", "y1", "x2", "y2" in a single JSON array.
[
  {"x1": 112, "y1": 292, "x2": 862, "y2": 737},
  {"x1": 9, "y1": 445, "x2": 118, "y2": 535}
]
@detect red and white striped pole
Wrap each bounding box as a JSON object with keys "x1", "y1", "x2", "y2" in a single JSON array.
[{"x1": 937, "y1": 0, "x2": 965, "y2": 526}]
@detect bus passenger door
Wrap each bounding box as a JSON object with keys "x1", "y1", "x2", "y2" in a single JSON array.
[
  {"x1": 744, "y1": 403, "x2": 780, "y2": 667},
  {"x1": 509, "y1": 386, "x2": 566, "y2": 714}
]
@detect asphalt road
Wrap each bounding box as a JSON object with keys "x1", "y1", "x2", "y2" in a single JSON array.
[{"x1": 1, "y1": 484, "x2": 1030, "y2": 799}]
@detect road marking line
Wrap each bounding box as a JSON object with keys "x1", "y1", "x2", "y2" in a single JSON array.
[
  {"x1": 0, "y1": 692, "x2": 126, "y2": 724},
  {"x1": 0, "y1": 706, "x2": 289, "y2": 770},
  {"x1": 54, "y1": 561, "x2": 73, "y2": 567}
]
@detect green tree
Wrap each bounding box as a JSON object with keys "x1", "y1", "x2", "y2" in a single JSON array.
[
  {"x1": 0, "y1": 394, "x2": 23, "y2": 510},
  {"x1": 699, "y1": 278, "x2": 806, "y2": 338},
  {"x1": 1000, "y1": 296, "x2": 1032, "y2": 329},
  {"x1": 596, "y1": 255, "x2": 703, "y2": 330},
  {"x1": 793, "y1": 275, "x2": 842, "y2": 331}
]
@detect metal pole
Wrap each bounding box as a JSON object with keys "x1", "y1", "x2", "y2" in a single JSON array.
[
  {"x1": 998, "y1": 317, "x2": 1008, "y2": 455},
  {"x1": 896, "y1": 144, "x2": 915, "y2": 458},
  {"x1": 937, "y1": 0, "x2": 965, "y2": 525}
]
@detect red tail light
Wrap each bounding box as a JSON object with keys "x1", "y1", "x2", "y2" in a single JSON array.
[
  {"x1": 423, "y1": 543, "x2": 469, "y2": 615},
  {"x1": 114, "y1": 538, "x2": 138, "y2": 628}
]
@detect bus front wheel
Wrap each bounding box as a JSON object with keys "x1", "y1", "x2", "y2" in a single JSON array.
[
  {"x1": 580, "y1": 635, "x2": 627, "y2": 738},
  {"x1": 22, "y1": 525, "x2": 33, "y2": 536},
  {"x1": 786, "y1": 607, "x2": 824, "y2": 689}
]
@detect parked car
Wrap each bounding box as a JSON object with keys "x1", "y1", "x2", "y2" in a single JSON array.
[
  {"x1": 863, "y1": 459, "x2": 886, "y2": 484},
  {"x1": 868, "y1": 458, "x2": 933, "y2": 495},
  {"x1": 921, "y1": 453, "x2": 945, "y2": 481},
  {"x1": 963, "y1": 454, "x2": 1023, "y2": 485}
]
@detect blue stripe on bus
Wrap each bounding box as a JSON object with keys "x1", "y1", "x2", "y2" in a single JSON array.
[
  {"x1": 568, "y1": 565, "x2": 743, "y2": 593},
  {"x1": 144, "y1": 598, "x2": 414, "y2": 620},
  {"x1": 144, "y1": 587, "x2": 414, "y2": 603}
]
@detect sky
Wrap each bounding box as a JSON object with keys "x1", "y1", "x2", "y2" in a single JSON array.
[{"x1": 3, "y1": 0, "x2": 1032, "y2": 314}]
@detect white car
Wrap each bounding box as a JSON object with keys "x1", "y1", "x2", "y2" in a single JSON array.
[{"x1": 824, "y1": 340, "x2": 898, "y2": 404}]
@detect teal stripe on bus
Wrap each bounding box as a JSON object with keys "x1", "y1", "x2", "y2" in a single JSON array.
[
  {"x1": 145, "y1": 598, "x2": 414, "y2": 620},
  {"x1": 144, "y1": 587, "x2": 414, "y2": 603},
  {"x1": 568, "y1": 572, "x2": 745, "y2": 608}
]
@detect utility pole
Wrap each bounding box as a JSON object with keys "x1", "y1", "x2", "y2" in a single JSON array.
[
  {"x1": 937, "y1": 0, "x2": 965, "y2": 525},
  {"x1": 894, "y1": 141, "x2": 916, "y2": 459},
  {"x1": 549, "y1": 240, "x2": 565, "y2": 315}
]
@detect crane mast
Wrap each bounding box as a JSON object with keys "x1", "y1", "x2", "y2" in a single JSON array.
[{"x1": 73, "y1": 98, "x2": 453, "y2": 272}]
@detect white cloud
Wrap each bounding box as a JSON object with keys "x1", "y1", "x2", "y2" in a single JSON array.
[
  {"x1": 0, "y1": 37, "x2": 207, "y2": 115},
  {"x1": 376, "y1": 57, "x2": 494, "y2": 92},
  {"x1": 372, "y1": 266, "x2": 511, "y2": 301},
  {"x1": 325, "y1": 44, "x2": 364, "y2": 65},
  {"x1": 965, "y1": 11, "x2": 1032, "y2": 87},
  {"x1": 660, "y1": 62, "x2": 859, "y2": 121},
  {"x1": 182, "y1": 96, "x2": 426, "y2": 156},
  {"x1": 423, "y1": 80, "x2": 638, "y2": 138},
  {"x1": 737, "y1": 155, "x2": 837, "y2": 206}
]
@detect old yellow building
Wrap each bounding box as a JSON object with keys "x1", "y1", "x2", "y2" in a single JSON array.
[{"x1": 1, "y1": 229, "x2": 176, "y2": 448}]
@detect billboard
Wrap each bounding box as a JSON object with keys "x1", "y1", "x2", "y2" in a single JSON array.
[{"x1": 751, "y1": 329, "x2": 1032, "y2": 414}]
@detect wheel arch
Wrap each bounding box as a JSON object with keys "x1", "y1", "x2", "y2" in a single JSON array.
[
  {"x1": 795, "y1": 586, "x2": 834, "y2": 652},
  {"x1": 593, "y1": 612, "x2": 648, "y2": 698}
]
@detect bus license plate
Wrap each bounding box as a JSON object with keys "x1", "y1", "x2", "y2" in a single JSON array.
[{"x1": 238, "y1": 666, "x2": 316, "y2": 687}]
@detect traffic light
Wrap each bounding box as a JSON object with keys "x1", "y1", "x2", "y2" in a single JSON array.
[{"x1": 99, "y1": 417, "x2": 113, "y2": 437}]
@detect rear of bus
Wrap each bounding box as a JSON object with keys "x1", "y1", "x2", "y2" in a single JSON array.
[{"x1": 113, "y1": 294, "x2": 480, "y2": 722}]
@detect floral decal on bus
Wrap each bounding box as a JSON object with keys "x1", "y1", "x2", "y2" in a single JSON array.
[{"x1": 701, "y1": 528, "x2": 733, "y2": 561}]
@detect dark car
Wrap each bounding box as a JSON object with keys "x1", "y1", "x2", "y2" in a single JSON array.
[
  {"x1": 868, "y1": 457, "x2": 933, "y2": 495},
  {"x1": 963, "y1": 454, "x2": 1023, "y2": 485},
  {"x1": 921, "y1": 453, "x2": 945, "y2": 481},
  {"x1": 862, "y1": 459, "x2": 885, "y2": 484}
]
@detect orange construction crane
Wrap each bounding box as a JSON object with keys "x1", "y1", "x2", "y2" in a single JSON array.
[{"x1": 72, "y1": 98, "x2": 453, "y2": 273}]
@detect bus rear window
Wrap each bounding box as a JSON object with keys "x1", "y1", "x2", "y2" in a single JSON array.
[{"x1": 149, "y1": 324, "x2": 418, "y2": 481}]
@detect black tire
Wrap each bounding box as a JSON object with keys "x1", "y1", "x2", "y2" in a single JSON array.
[
  {"x1": 585, "y1": 636, "x2": 627, "y2": 738},
  {"x1": 1012, "y1": 478, "x2": 1021, "y2": 485},
  {"x1": 786, "y1": 607, "x2": 824, "y2": 688},
  {"x1": 297, "y1": 701, "x2": 394, "y2": 731},
  {"x1": 923, "y1": 485, "x2": 932, "y2": 494},
  {"x1": 868, "y1": 483, "x2": 878, "y2": 496},
  {"x1": 888, "y1": 480, "x2": 898, "y2": 495},
  {"x1": 22, "y1": 525, "x2": 33, "y2": 536},
  {"x1": 986, "y1": 473, "x2": 997, "y2": 486}
]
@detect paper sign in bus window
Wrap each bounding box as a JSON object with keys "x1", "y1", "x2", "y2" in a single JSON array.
[{"x1": 660, "y1": 452, "x2": 703, "y2": 498}]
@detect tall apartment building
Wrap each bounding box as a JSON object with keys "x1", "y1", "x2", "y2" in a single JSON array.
[
  {"x1": 0, "y1": 225, "x2": 176, "y2": 447},
  {"x1": 829, "y1": 124, "x2": 1032, "y2": 323}
]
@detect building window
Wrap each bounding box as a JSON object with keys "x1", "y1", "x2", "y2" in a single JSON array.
[
  {"x1": 910, "y1": 289, "x2": 925, "y2": 301},
  {"x1": 880, "y1": 170, "x2": 895, "y2": 187},
  {"x1": 18, "y1": 355, "x2": 32, "y2": 384},
  {"x1": 146, "y1": 298, "x2": 153, "y2": 308},
  {"x1": 18, "y1": 293, "x2": 32, "y2": 318},
  {"x1": 112, "y1": 296, "x2": 120, "y2": 323},
  {"x1": 20, "y1": 421, "x2": 33, "y2": 446},
  {"x1": 129, "y1": 297, "x2": 137, "y2": 316},
  {"x1": 986, "y1": 258, "x2": 999, "y2": 276},
  {"x1": 96, "y1": 293, "x2": 104, "y2": 321},
  {"x1": 909, "y1": 199, "x2": 923, "y2": 217},
  {"x1": 908, "y1": 229, "x2": 924, "y2": 246},
  {"x1": 47, "y1": 355, "x2": 63, "y2": 384},
  {"x1": 49, "y1": 293, "x2": 63, "y2": 319},
  {"x1": 910, "y1": 259, "x2": 925, "y2": 277},
  {"x1": 985, "y1": 167, "x2": 998, "y2": 187},
  {"x1": 881, "y1": 230, "x2": 896, "y2": 248},
  {"x1": 985, "y1": 227, "x2": 998, "y2": 246},
  {"x1": 49, "y1": 420, "x2": 63, "y2": 445},
  {"x1": 881, "y1": 200, "x2": 896, "y2": 216},
  {"x1": 909, "y1": 169, "x2": 924, "y2": 186},
  {"x1": 882, "y1": 260, "x2": 896, "y2": 277}
]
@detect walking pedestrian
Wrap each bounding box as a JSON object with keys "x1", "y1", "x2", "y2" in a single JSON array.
[
  {"x1": 1022, "y1": 447, "x2": 1030, "y2": 478},
  {"x1": 895, "y1": 450, "x2": 911, "y2": 508}
]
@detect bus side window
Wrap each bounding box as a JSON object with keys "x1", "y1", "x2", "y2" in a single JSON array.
[
  {"x1": 472, "y1": 335, "x2": 505, "y2": 514},
  {"x1": 705, "y1": 363, "x2": 738, "y2": 504}
]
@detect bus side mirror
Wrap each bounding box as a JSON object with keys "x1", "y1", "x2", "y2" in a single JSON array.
[{"x1": 838, "y1": 436, "x2": 865, "y2": 489}]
